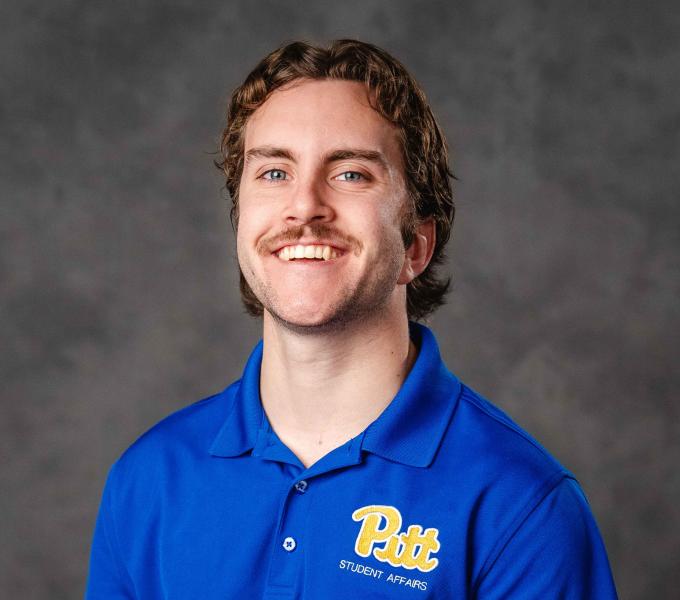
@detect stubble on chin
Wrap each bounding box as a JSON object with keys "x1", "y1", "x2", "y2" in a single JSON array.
[
  {"x1": 262, "y1": 256, "x2": 403, "y2": 336},
  {"x1": 265, "y1": 285, "x2": 382, "y2": 336}
]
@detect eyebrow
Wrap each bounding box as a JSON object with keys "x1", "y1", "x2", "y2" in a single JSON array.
[
  {"x1": 244, "y1": 146, "x2": 296, "y2": 164},
  {"x1": 244, "y1": 145, "x2": 390, "y2": 172},
  {"x1": 324, "y1": 149, "x2": 389, "y2": 171}
]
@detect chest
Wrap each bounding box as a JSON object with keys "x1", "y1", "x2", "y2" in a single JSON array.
[{"x1": 125, "y1": 463, "x2": 476, "y2": 599}]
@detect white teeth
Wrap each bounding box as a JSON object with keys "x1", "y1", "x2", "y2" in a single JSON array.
[{"x1": 276, "y1": 244, "x2": 341, "y2": 261}]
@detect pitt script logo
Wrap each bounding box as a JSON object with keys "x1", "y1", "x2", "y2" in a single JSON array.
[{"x1": 351, "y1": 505, "x2": 441, "y2": 573}]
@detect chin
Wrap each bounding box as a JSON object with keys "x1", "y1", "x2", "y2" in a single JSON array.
[
  {"x1": 268, "y1": 307, "x2": 338, "y2": 332},
  {"x1": 265, "y1": 298, "x2": 382, "y2": 336}
]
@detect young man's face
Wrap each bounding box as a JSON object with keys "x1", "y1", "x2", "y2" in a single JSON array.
[{"x1": 236, "y1": 78, "x2": 416, "y2": 331}]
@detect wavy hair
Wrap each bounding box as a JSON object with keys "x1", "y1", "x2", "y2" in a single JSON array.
[{"x1": 216, "y1": 39, "x2": 455, "y2": 321}]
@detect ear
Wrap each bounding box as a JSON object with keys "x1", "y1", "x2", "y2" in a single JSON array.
[{"x1": 397, "y1": 218, "x2": 436, "y2": 285}]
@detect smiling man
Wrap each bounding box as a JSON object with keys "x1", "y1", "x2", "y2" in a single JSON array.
[{"x1": 86, "y1": 40, "x2": 618, "y2": 599}]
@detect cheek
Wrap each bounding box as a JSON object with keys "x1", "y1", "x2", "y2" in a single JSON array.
[
  {"x1": 377, "y1": 191, "x2": 408, "y2": 233},
  {"x1": 236, "y1": 201, "x2": 268, "y2": 246},
  {"x1": 378, "y1": 206, "x2": 407, "y2": 250},
  {"x1": 360, "y1": 222, "x2": 406, "y2": 273},
  {"x1": 235, "y1": 233, "x2": 251, "y2": 276},
  {"x1": 235, "y1": 217, "x2": 261, "y2": 270}
]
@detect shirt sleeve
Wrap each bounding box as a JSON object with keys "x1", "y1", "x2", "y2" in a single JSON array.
[
  {"x1": 85, "y1": 464, "x2": 136, "y2": 599},
  {"x1": 473, "y1": 476, "x2": 618, "y2": 599}
]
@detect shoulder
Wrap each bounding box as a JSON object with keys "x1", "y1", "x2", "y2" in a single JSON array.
[
  {"x1": 108, "y1": 380, "x2": 241, "y2": 484},
  {"x1": 433, "y1": 382, "x2": 610, "y2": 585},
  {"x1": 442, "y1": 382, "x2": 568, "y2": 483},
  {"x1": 436, "y1": 381, "x2": 576, "y2": 540}
]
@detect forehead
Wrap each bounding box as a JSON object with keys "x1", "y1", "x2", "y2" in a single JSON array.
[{"x1": 243, "y1": 79, "x2": 402, "y2": 159}]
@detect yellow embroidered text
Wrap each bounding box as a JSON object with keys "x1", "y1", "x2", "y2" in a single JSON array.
[{"x1": 351, "y1": 505, "x2": 440, "y2": 572}]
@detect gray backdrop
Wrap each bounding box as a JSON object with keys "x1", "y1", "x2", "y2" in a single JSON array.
[{"x1": 2, "y1": 1, "x2": 678, "y2": 598}]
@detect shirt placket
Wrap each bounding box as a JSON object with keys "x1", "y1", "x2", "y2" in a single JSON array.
[
  {"x1": 262, "y1": 475, "x2": 312, "y2": 599},
  {"x1": 257, "y1": 428, "x2": 365, "y2": 599}
]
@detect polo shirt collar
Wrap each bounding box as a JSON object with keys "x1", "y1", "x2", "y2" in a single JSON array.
[
  {"x1": 209, "y1": 322, "x2": 462, "y2": 469},
  {"x1": 209, "y1": 339, "x2": 265, "y2": 457},
  {"x1": 361, "y1": 322, "x2": 462, "y2": 467}
]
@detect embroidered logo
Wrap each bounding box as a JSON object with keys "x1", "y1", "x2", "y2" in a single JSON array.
[{"x1": 351, "y1": 505, "x2": 440, "y2": 573}]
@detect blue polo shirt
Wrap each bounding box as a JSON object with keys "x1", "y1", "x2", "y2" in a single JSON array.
[{"x1": 86, "y1": 323, "x2": 617, "y2": 599}]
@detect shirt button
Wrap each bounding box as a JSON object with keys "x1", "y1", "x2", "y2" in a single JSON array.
[
  {"x1": 282, "y1": 537, "x2": 297, "y2": 552},
  {"x1": 294, "y1": 480, "x2": 308, "y2": 493}
]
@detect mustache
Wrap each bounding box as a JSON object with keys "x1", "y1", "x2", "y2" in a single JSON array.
[{"x1": 256, "y1": 223, "x2": 363, "y2": 256}]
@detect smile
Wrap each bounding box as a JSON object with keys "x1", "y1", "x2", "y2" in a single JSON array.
[{"x1": 276, "y1": 244, "x2": 341, "y2": 261}]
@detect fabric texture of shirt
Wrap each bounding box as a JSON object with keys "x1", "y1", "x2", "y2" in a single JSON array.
[{"x1": 86, "y1": 323, "x2": 618, "y2": 599}]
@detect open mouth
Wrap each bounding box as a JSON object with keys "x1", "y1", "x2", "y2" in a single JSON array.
[{"x1": 275, "y1": 244, "x2": 343, "y2": 262}]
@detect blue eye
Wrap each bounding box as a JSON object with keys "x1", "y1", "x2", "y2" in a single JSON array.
[
  {"x1": 262, "y1": 169, "x2": 287, "y2": 181},
  {"x1": 337, "y1": 171, "x2": 364, "y2": 182}
]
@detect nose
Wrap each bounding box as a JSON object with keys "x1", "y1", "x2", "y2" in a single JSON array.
[{"x1": 284, "y1": 178, "x2": 334, "y2": 225}]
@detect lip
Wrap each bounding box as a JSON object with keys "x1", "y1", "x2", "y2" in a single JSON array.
[
  {"x1": 270, "y1": 239, "x2": 350, "y2": 254},
  {"x1": 268, "y1": 244, "x2": 349, "y2": 265},
  {"x1": 273, "y1": 254, "x2": 345, "y2": 265}
]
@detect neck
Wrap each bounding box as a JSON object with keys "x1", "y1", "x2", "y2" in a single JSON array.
[{"x1": 259, "y1": 309, "x2": 417, "y2": 467}]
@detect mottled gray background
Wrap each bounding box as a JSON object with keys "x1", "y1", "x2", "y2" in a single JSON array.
[{"x1": 1, "y1": 0, "x2": 678, "y2": 598}]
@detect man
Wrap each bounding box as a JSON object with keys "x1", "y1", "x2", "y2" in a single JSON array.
[{"x1": 86, "y1": 40, "x2": 617, "y2": 598}]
